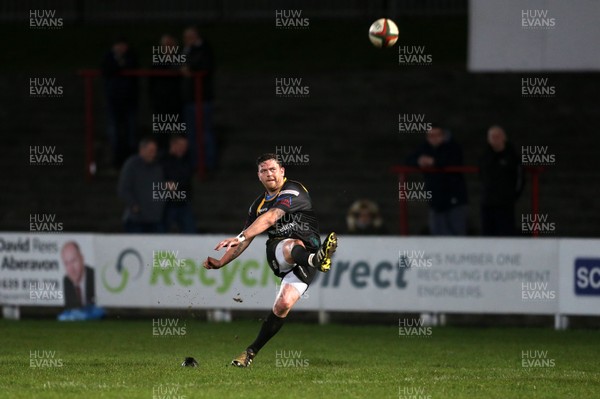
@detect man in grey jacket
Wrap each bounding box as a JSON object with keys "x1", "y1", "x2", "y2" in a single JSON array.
[{"x1": 118, "y1": 137, "x2": 165, "y2": 233}]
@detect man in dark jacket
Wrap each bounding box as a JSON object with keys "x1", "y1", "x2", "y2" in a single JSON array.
[
  {"x1": 479, "y1": 125, "x2": 524, "y2": 236},
  {"x1": 61, "y1": 241, "x2": 95, "y2": 309},
  {"x1": 181, "y1": 26, "x2": 216, "y2": 171},
  {"x1": 101, "y1": 37, "x2": 139, "y2": 168},
  {"x1": 407, "y1": 126, "x2": 468, "y2": 235},
  {"x1": 162, "y1": 135, "x2": 196, "y2": 233},
  {"x1": 118, "y1": 138, "x2": 165, "y2": 233}
]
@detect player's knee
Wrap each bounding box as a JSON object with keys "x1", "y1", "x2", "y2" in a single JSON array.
[
  {"x1": 283, "y1": 239, "x2": 304, "y2": 264},
  {"x1": 273, "y1": 295, "x2": 294, "y2": 317},
  {"x1": 273, "y1": 302, "x2": 290, "y2": 318}
]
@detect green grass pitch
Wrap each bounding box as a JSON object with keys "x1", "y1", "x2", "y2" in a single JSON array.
[{"x1": 1, "y1": 319, "x2": 599, "y2": 398}]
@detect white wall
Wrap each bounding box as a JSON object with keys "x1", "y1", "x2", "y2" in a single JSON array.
[{"x1": 469, "y1": 0, "x2": 600, "y2": 71}]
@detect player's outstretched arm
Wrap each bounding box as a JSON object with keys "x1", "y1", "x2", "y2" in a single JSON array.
[
  {"x1": 203, "y1": 237, "x2": 254, "y2": 270},
  {"x1": 243, "y1": 208, "x2": 285, "y2": 239},
  {"x1": 204, "y1": 208, "x2": 283, "y2": 270},
  {"x1": 213, "y1": 208, "x2": 284, "y2": 251}
]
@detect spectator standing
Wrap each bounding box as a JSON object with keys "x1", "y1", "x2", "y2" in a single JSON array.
[
  {"x1": 479, "y1": 125, "x2": 524, "y2": 236},
  {"x1": 407, "y1": 126, "x2": 468, "y2": 235},
  {"x1": 161, "y1": 135, "x2": 196, "y2": 233},
  {"x1": 118, "y1": 138, "x2": 164, "y2": 233}
]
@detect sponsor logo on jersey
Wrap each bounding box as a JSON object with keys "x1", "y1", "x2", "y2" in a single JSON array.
[{"x1": 276, "y1": 197, "x2": 292, "y2": 208}]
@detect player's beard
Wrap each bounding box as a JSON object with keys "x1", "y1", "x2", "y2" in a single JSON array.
[{"x1": 263, "y1": 177, "x2": 282, "y2": 192}]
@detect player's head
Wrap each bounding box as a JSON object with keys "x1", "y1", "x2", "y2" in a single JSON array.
[
  {"x1": 61, "y1": 241, "x2": 84, "y2": 284},
  {"x1": 169, "y1": 134, "x2": 188, "y2": 158},
  {"x1": 426, "y1": 124, "x2": 445, "y2": 148},
  {"x1": 256, "y1": 153, "x2": 285, "y2": 193},
  {"x1": 487, "y1": 125, "x2": 507, "y2": 152},
  {"x1": 139, "y1": 137, "x2": 158, "y2": 163}
]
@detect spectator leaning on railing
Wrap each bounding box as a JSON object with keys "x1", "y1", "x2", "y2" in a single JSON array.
[{"x1": 406, "y1": 125, "x2": 468, "y2": 235}]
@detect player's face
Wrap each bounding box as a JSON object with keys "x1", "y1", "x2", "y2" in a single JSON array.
[
  {"x1": 62, "y1": 245, "x2": 84, "y2": 284},
  {"x1": 257, "y1": 159, "x2": 285, "y2": 193}
]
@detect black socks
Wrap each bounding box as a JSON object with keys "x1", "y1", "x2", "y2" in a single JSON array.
[
  {"x1": 248, "y1": 311, "x2": 285, "y2": 354},
  {"x1": 291, "y1": 245, "x2": 314, "y2": 268}
]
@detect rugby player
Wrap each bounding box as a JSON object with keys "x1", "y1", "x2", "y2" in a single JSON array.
[{"x1": 203, "y1": 153, "x2": 338, "y2": 367}]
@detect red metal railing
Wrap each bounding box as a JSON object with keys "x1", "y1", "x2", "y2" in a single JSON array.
[
  {"x1": 76, "y1": 69, "x2": 206, "y2": 180},
  {"x1": 390, "y1": 165, "x2": 545, "y2": 237}
]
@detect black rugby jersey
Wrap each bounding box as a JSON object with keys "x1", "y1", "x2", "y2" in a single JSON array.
[{"x1": 244, "y1": 178, "x2": 321, "y2": 251}]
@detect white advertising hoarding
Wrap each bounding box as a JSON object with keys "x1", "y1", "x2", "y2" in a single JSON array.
[
  {"x1": 3, "y1": 233, "x2": 597, "y2": 316},
  {"x1": 0, "y1": 233, "x2": 95, "y2": 306},
  {"x1": 94, "y1": 234, "x2": 312, "y2": 310},
  {"x1": 313, "y1": 237, "x2": 558, "y2": 314},
  {"x1": 558, "y1": 239, "x2": 600, "y2": 315},
  {"x1": 94, "y1": 235, "x2": 559, "y2": 314}
]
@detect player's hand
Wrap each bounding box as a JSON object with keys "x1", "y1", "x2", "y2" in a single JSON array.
[
  {"x1": 203, "y1": 256, "x2": 222, "y2": 269},
  {"x1": 215, "y1": 237, "x2": 240, "y2": 251}
]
